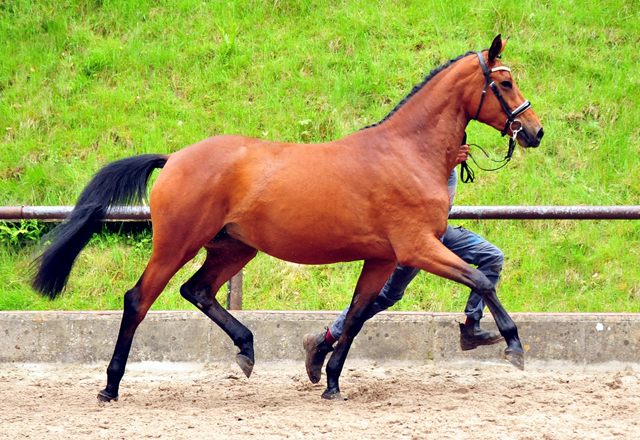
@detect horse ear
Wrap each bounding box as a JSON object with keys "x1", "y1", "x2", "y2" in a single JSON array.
[{"x1": 488, "y1": 34, "x2": 507, "y2": 61}]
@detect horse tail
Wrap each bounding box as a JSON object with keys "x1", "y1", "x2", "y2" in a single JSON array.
[{"x1": 32, "y1": 154, "x2": 169, "y2": 299}]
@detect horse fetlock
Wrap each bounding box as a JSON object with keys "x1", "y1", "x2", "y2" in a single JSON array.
[
  {"x1": 235, "y1": 334, "x2": 254, "y2": 356},
  {"x1": 234, "y1": 332, "x2": 254, "y2": 371},
  {"x1": 506, "y1": 337, "x2": 524, "y2": 354},
  {"x1": 232, "y1": 323, "x2": 252, "y2": 345},
  {"x1": 323, "y1": 370, "x2": 343, "y2": 400},
  {"x1": 499, "y1": 322, "x2": 521, "y2": 345},
  {"x1": 321, "y1": 388, "x2": 346, "y2": 401},
  {"x1": 106, "y1": 362, "x2": 126, "y2": 383}
]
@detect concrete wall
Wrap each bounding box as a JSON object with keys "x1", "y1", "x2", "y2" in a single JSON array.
[{"x1": 2, "y1": 311, "x2": 639, "y2": 367}]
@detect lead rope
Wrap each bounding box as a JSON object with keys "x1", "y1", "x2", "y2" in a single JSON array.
[
  {"x1": 460, "y1": 160, "x2": 475, "y2": 183},
  {"x1": 459, "y1": 132, "x2": 475, "y2": 183}
]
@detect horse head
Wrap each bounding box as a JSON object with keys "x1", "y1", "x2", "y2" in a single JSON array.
[{"x1": 466, "y1": 35, "x2": 544, "y2": 148}]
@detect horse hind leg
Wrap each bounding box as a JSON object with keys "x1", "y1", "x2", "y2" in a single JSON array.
[
  {"x1": 99, "y1": 246, "x2": 200, "y2": 402},
  {"x1": 179, "y1": 233, "x2": 258, "y2": 378}
]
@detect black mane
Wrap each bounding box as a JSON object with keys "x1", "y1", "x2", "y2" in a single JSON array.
[{"x1": 362, "y1": 50, "x2": 477, "y2": 130}]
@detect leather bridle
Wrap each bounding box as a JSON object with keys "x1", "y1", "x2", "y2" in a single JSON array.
[{"x1": 473, "y1": 51, "x2": 531, "y2": 136}]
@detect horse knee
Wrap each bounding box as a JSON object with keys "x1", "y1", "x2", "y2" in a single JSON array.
[{"x1": 471, "y1": 273, "x2": 494, "y2": 298}]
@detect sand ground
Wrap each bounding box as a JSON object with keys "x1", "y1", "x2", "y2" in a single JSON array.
[{"x1": 1, "y1": 361, "x2": 639, "y2": 439}]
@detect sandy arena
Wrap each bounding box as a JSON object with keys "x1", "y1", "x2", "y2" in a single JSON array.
[{"x1": 1, "y1": 361, "x2": 639, "y2": 439}]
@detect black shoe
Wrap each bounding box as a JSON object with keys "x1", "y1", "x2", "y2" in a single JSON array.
[
  {"x1": 459, "y1": 321, "x2": 504, "y2": 351},
  {"x1": 303, "y1": 332, "x2": 332, "y2": 384}
]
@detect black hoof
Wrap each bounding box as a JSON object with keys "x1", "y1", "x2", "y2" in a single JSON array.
[
  {"x1": 321, "y1": 389, "x2": 347, "y2": 401},
  {"x1": 503, "y1": 348, "x2": 525, "y2": 371},
  {"x1": 97, "y1": 390, "x2": 118, "y2": 402},
  {"x1": 236, "y1": 353, "x2": 254, "y2": 378}
]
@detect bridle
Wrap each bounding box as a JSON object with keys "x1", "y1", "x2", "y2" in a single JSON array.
[
  {"x1": 474, "y1": 52, "x2": 531, "y2": 135},
  {"x1": 460, "y1": 51, "x2": 533, "y2": 183}
]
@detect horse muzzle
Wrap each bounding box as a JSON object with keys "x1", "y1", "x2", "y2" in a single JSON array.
[{"x1": 518, "y1": 125, "x2": 544, "y2": 148}]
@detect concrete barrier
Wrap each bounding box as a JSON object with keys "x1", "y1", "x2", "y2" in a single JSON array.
[{"x1": 1, "y1": 311, "x2": 639, "y2": 367}]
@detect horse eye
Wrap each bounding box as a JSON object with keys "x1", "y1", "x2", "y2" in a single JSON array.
[{"x1": 500, "y1": 81, "x2": 512, "y2": 89}]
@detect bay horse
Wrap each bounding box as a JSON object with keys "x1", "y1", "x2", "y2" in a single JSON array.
[{"x1": 32, "y1": 35, "x2": 543, "y2": 401}]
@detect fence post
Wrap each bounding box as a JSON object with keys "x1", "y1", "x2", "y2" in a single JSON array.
[{"x1": 226, "y1": 271, "x2": 243, "y2": 310}]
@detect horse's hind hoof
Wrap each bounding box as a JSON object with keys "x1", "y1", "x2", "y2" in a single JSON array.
[
  {"x1": 236, "y1": 354, "x2": 254, "y2": 378},
  {"x1": 503, "y1": 348, "x2": 525, "y2": 371},
  {"x1": 321, "y1": 389, "x2": 347, "y2": 401},
  {"x1": 97, "y1": 390, "x2": 118, "y2": 402}
]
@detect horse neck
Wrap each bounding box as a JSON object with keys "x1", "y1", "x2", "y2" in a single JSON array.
[{"x1": 383, "y1": 64, "x2": 474, "y2": 179}]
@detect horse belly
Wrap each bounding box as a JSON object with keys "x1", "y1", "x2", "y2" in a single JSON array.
[{"x1": 225, "y1": 214, "x2": 394, "y2": 265}]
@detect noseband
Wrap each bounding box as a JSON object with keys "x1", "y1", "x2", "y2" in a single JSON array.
[{"x1": 460, "y1": 52, "x2": 533, "y2": 183}]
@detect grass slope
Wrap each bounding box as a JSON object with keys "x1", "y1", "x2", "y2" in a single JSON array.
[{"x1": 1, "y1": 0, "x2": 640, "y2": 312}]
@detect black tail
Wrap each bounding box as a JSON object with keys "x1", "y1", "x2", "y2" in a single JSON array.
[{"x1": 32, "y1": 154, "x2": 168, "y2": 299}]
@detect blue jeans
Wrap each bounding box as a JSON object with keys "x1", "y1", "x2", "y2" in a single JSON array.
[{"x1": 329, "y1": 225, "x2": 504, "y2": 340}]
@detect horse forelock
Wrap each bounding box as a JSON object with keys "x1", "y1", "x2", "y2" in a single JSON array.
[{"x1": 361, "y1": 50, "x2": 480, "y2": 130}]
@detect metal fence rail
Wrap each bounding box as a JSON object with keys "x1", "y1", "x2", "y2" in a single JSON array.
[
  {"x1": 0, "y1": 206, "x2": 151, "y2": 221},
  {"x1": 2, "y1": 205, "x2": 640, "y2": 221},
  {"x1": 448, "y1": 205, "x2": 640, "y2": 220},
  {"x1": 4, "y1": 205, "x2": 640, "y2": 310}
]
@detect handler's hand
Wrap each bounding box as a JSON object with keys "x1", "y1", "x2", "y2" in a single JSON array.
[{"x1": 456, "y1": 144, "x2": 470, "y2": 165}]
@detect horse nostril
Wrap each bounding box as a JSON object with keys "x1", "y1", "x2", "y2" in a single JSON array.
[{"x1": 536, "y1": 127, "x2": 544, "y2": 141}]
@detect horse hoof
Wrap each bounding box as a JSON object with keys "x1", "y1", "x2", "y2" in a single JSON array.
[
  {"x1": 236, "y1": 353, "x2": 254, "y2": 378},
  {"x1": 503, "y1": 348, "x2": 525, "y2": 371},
  {"x1": 321, "y1": 389, "x2": 347, "y2": 401},
  {"x1": 97, "y1": 390, "x2": 118, "y2": 402}
]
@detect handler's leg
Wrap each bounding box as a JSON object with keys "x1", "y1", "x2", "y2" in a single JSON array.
[
  {"x1": 441, "y1": 225, "x2": 505, "y2": 350},
  {"x1": 303, "y1": 263, "x2": 419, "y2": 383}
]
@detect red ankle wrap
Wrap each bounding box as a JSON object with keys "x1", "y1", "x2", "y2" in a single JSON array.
[{"x1": 325, "y1": 329, "x2": 336, "y2": 346}]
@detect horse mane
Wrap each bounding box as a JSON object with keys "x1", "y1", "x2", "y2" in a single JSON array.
[{"x1": 361, "y1": 50, "x2": 477, "y2": 130}]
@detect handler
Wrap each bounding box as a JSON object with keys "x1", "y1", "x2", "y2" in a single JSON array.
[{"x1": 303, "y1": 142, "x2": 505, "y2": 384}]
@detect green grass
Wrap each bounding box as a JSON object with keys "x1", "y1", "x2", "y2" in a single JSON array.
[{"x1": 1, "y1": 0, "x2": 640, "y2": 313}]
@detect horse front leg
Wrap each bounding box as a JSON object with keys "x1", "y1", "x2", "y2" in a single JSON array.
[
  {"x1": 399, "y1": 236, "x2": 524, "y2": 370},
  {"x1": 323, "y1": 258, "x2": 397, "y2": 401},
  {"x1": 470, "y1": 274, "x2": 524, "y2": 369}
]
